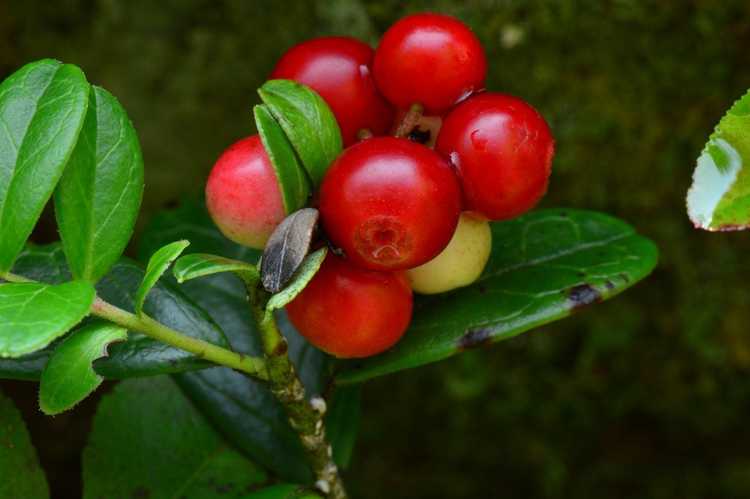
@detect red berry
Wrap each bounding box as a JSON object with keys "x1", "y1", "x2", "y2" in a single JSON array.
[
  {"x1": 436, "y1": 93, "x2": 555, "y2": 220},
  {"x1": 205, "y1": 135, "x2": 285, "y2": 249},
  {"x1": 286, "y1": 254, "x2": 413, "y2": 358},
  {"x1": 271, "y1": 36, "x2": 394, "y2": 146},
  {"x1": 319, "y1": 137, "x2": 461, "y2": 271},
  {"x1": 373, "y1": 13, "x2": 487, "y2": 114}
]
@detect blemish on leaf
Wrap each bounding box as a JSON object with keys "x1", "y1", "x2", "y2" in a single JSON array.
[
  {"x1": 605, "y1": 280, "x2": 615, "y2": 290},
  {"x1": 457, "y1": 327, "x2": 493, "y2": 349},
  {"x1": 567, "y1": 284, "x2": 602, "y2": 309}
]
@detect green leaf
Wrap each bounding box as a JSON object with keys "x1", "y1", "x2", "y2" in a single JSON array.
[
  {"x1": 39, "y1": 322, "x2": 127, "y2": 415},
  {"x1": 0, "y1": 59, "x2": 90, "y2": 272},
  {"x1": 173, "y1": 253, "x2": 258, "y2": 285},
  {"x1": 687, "y1": 88, "x2": 750, "y2": 230},
  {"x1": 336, "y1": 209, "x2": 659, "y2": 385},
  {"x1": 254, "y1": 104, "x2": 310, "y2": 214},
  {"x1": 259, "y1": 79, "x2": 342, "y2": 186},
  {"x1": 54, "y1": 85, "x2": 144, "y2": 282},
  {"x1": 266, "y1": 247, "x2": 327, "y2": 312},
  {"x1": 0, "y1": 243, "x2": 231, "y2": 379},
  {"x1": 135, "y1": 239, "x2": 189, "y2": 316},
  {"x1": 83, "y1": 376, "x2": 268, "y2": 499},
  {"x1": 248, "y1": 484, "x2": 321, "y2": 499},
  {"x1": 325, "y1": 385, "x2": 362, "y2": 470},
  {"x1": 0, "y1": 389, "x2": 49, "y2": 499},
  {"x1": 0, "y1": 280, "x2": 95, "y2": 358}
]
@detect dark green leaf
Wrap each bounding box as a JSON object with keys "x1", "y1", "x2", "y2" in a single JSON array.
[
  {"x1": 267, "y1": 247, "x2": 327, "y2": 311},
  {"x1": 39, "y1": 322, "x2": 127, "y2": 415},
  {"x1": 259, "y1": 79, "x2": 342, "y2": 186},
  {"x1": 0, "y1": 59, "x2": 90, "y2": 272},
  {"x1": 0, "y1": 280, "x2": 95, "y2": 357},
  {"x1": 336, "y1": 209, "x2": 659, "y2": 384},
  {"x1": 0, "y1": 243, "x2": 231, "y2": 379},
  {"x1": 0, "y1": 389, "x2": 49, "y2": 499},
  {"x1": 687, "y1": 88, "x2": 750, "y2": 230},
  {"x1": 54, "y1": 85, "x2": 144, "y2": 282},
  {"x1": 82, "y1": 376, "x2": 269, "y2": 499},
  {"x1": 248, "y1": 484, "x2": 321, "y2": 499},
  {"x1": 135, "y1": 239, "x2": 189, "y2": 316},
  {"x1": 254, "y1": 104, "x2": 310, "y2": 214},
  {"x1": 261, "y1": 207, "x2": 319, "y2": 293},
  {"x1": 173, "y1": 253, "x2": 258, "y2": 285},
  {"x1": 325, "y1": 385, "x2": 362, "y2": 469}
]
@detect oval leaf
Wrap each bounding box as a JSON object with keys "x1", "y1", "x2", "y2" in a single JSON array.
[
  {"x1": 261, "y1": 208, "x2": 319, "y2": 293},
  {"x1": 254, "y1": 104, "x2": 310, "y2": 214},
  {"x1": 687, "y1": 88, "x2": 750, "y2": 231},
  {"x1": 259, "y1": 79, "x2": 342, "y2": 186},
  {"x1": 83, "y1": 376, "x2": 268, "y2": 499},
  {"x1": 0, "y1": 389, "x2": 49, "y2": 499},
  {"x1": 248, "y1": 484, "x2": 321, "y2": 499},
  {"x1": 325, "y1": 385, "x2": 362, "y2": 470},
  {"x1": 0, "y1": 280, "x2": 95, "y2": 358},
  {"x1": 336, "y1": 209, "x2": 659, "y2": 384},
  {"x1": 0, "y1": 243, "x2": 231, "y2": 379},
  {"x1": 0, "y1": 59, "x2": 90, "y2": 272},
  {"x1": 267, "y1": 247, "x2": 327, "y2": 311},
  {"x1": 39, "y1": 322, "x2": 127, "y2": 415},
  {"x1": 173, "y1": 253, "x2": 258, "y2": 285},
  {"x1": 135, "y1": 239, "x2": 189, "y2": 316},
  {"x1": 54, "y1": 85, "x2": 144, "y2": 282}
]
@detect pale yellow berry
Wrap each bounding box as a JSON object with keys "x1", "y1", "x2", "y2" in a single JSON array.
[{"x1": 406, "y1": 212, "x2": 492, "y2": 294}]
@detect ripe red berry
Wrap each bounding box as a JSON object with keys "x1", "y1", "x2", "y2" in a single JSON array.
[
  {"x1": 373, "y1": 13, "x2": 487, "y2": 114},
  {"x1": 205, "y1": 135, "x2": 285, "y2": 249},
  {"x1": 436, "y1": 93, "x2": 555, "y2": 220},
  {"x1": 286, "y1": 254, "x2": 413, "y2": 358},
  {"x1": 319, "y1": 137, "x2": 461, "y2": 271},
  {"x1": 271, "y1": 36, "x2": 394, "y2": 146}
]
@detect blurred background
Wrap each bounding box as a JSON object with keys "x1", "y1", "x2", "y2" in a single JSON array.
[{"x1": 2, "y1": 0, "x2": 750, "y2": 497}]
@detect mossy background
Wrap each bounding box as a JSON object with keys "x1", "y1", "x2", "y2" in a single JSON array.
[{"x1": 3, "y1": 0, "x2": 750, "y2": 497}]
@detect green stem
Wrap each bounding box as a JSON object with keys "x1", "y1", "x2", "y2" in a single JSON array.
[{"x1": 2, "y1": 271, "x2": 269, "y2": 380}]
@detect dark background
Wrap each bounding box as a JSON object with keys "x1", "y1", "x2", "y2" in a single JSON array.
[{"x1": 3, "y1": 1, "x2": 750, "y2": 498}]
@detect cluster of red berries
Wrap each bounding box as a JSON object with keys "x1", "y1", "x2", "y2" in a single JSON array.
[{"x1": 206, "y1": 13, "x2": 555, "y2": 358}]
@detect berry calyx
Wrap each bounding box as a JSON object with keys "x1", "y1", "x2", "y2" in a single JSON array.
[
  {"x1": 373, "y1": 13, "x2": 487, "y2": 114},
  {"x1": 436, "y1": 92, "x2": 555, "y2": 220},
  {"x1": 406, "y1": 212, "x2": 492, "y2": 294},
  {"x1": 271, "y1": 36, "x2": 394, "y2": 146},
  {"x1": 205, "y1": 135, "x2": 286, "y2": 249},
  {"x1": 286, "y1": 254, "x2": 413, "y2": 358},
  {"x1": 319, "y1": 137, "x2": 462, "y2": 271}
]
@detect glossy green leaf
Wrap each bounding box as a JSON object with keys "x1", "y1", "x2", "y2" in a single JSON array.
[
  {"x1": 135, "y1": 239, "x2": 189, "y2": 316},
  {"x1": 254, "y1": 104, "x2": 310, "y2": 214},
  {"x1": 54, "y1": 85, "x2": 144, "y2": 282},
  {"x1": 173, "y1": 253, "x2": 258, "y2": 285},
  {"x1": 337, "y1": 209, "x2": 659, "y2": 384},
  {"x1": 0, "y1": 59, "x2": 90, "y2": 272},
  {"x1": 267, "y1": 247, "x2": 327, "y2": 312},
  {"x1": 325, "y1": 385, "x2": 362, "y2": 469},
  {"x1": 39, "y1": 322, "x2": 127, "y2": 415},
  {"x1": 0, "y1": 243, "x2": 231, "y2": 379},
  {"x1": 687, "y1": 88, "x2": 750, "y2": 230},
  {"x1": 0, "y1": 389, "x2": 49, "y2": 499},
  {"x1": 0, "y1": 280, "x2": 94, "y2": 358},
  {"x1": 248, "y1": 484, "x2": 321, "y2": 499},
  {"x1": 83, "y1": 376, "x2": 268, "y2": 499},
  {"x1": 259, "y1": 79, "x2": 342, "y2": 186}
]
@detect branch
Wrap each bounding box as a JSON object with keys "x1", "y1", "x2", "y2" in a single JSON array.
[{"x1": 1, "y1": 271, "x2": 269, "y2": 381}]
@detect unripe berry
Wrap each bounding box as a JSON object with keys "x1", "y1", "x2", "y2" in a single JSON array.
[
  {"x1": 286, "y1": 254, "x2": 413, "y2": 358},
  {"x1": 319, "y1": 137, "x2": 462, "y2": 271},
  {"x1": 436, "y1": 92, "x2": 555, "y2": 220},
  {"x1": 373, "y1": 13, "x2": 487, "y2": 114},
  {"x1": 205, "y1": 135, "x2": 285, "y2": 249},
  {"x1": 406, "y1": 212, "x2": 491, "y2": 294},
  {"x1": 271, "y1": 36, "x2": 394, "y2": 146}
]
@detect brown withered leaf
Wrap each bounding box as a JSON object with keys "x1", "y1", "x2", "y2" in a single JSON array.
[{"x1": 260, "y1": 208, "x2": 319, "y2": 293}]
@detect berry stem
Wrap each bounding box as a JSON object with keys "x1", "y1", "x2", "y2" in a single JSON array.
[
  {"x1": 394, "y1": 102, "x2": 424, "y2": 138},
  {"x1": 248, "y1": 285, "x2": 348, "y2": 499},
  {"x1": 356, "y1": 128, "x2": 374, "y2": 141}
]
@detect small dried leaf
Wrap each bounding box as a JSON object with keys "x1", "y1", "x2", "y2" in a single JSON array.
[{"x1": 261, "y1": 208, "x2": 319, "y2": 293}]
